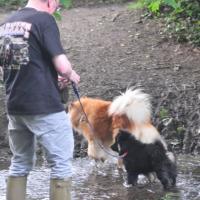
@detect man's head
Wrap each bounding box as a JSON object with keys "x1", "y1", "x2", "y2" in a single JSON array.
[{"x1": 27, "y1": 0, "x2": 60, "y2": 14}]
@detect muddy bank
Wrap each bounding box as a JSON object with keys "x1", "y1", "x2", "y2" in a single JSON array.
[{"x1": 58, "y1": 3, "x2": 200, "y2": 156}]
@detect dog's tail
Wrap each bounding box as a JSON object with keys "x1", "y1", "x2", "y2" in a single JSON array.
[{"x1": 108, "y1": 88, "x2": 151, "y2": 124}]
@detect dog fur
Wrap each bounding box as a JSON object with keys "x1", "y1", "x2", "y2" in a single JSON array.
[
  {"x1": 116, "y1": 129, "x2": 177, "y2": 189},
  {"x1": 68, "y1": 88, "x2": 172, "y2": 162}
]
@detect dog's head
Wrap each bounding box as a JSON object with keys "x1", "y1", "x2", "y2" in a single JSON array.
[{"x1": 115, "y1": 129, "x2": 133, "y2": 156}]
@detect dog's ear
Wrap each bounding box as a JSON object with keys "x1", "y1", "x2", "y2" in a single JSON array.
[
  {"x1": 117, "y1": 129, "x2": 131, "y2": 142},
  {"x1": 110, "y1": 141, "x2": 119, "y2": 152}
]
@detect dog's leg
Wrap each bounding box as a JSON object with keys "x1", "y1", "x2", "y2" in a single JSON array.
[
  {"x1": 156, "y1": 170, "x2": 171, "y2": 190},
  {"x1": 88, "y1": 140, "x2": 108, "y2": 161},
  {"x1": 88, "y1": 141, "x2": 98, "y2": 159},
  {"x1": 127, "y1": 171, "x2": 138, "y2": 185},
  {"x1": 117, "y1": 158, "x2": 126, "y2": 171},
  {"x1": 168, "y1": 167, "x2": 177, "y2": 187},
  {"x1": 146, "y1": 172, "x2": 157, "y2": 183},
  {"x1": 159, "y1": 160, "x2": 177, "y2": 189},
  {"x1": 171, "y1": 175, "x2": 176, "y2": 187}
]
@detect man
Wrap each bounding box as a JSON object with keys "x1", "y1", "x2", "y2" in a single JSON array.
[{"x1": 0, "y1": 0, "x2": 80, "y2": 199}]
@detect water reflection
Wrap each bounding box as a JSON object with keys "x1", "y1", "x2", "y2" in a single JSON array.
[{"x1": 0, "y1": 155, "x2": 199, "y2": 200}]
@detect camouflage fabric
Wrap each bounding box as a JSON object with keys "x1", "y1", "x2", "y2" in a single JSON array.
[{"x1": 0, "y1": 35, "x2": 29, "y2": 70}]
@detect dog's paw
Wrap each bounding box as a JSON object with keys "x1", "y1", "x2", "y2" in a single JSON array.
[
  {"x1": 147, "y1": 172, "x2": 157, "y2": 183},
  {"x1": 123, "y1": 181, "x2": 133, "y2": 188},
  {"x1": 137, "y1": 174, "x2": 149, "y2": 185}
]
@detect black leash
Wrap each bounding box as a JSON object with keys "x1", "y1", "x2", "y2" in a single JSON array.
[{"x1": 71, "y1": 82, "x2": 127, "y2": 159}]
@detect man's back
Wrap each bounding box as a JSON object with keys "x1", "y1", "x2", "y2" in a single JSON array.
[{"x1": 0, "y1": 7, "x2": 65, "y2": 115}]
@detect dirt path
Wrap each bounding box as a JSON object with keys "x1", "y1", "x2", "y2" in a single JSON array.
[
  {"x1": 58, "y1": 4, "x2": 200, "y2": 154},
  {"x1": 0, "y1": 3, "x2": 200, "y2": 159}
]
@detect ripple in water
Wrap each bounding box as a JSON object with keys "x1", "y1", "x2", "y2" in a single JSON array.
[{"x1": 0, "y1": 155, "x2": 199, "y2": 200}]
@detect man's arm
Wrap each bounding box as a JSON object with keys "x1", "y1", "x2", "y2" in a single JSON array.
[{"x1": 53, "y1": 54, "x2": 80, "y2": 85}]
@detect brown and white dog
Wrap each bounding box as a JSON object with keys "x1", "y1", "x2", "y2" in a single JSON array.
[{"x1": 68, "y1": 88, "x2": 172, "y2": 163}]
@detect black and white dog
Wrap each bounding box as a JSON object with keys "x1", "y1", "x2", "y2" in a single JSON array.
[{"x1": 116, "y1": 129, "x2": 177, "y2": 189}]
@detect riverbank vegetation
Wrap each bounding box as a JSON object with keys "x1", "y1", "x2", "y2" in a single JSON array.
[
  {"x1": 0, "y1": 0, "x2": 71, "y2": 8},
  {"x1": 1, "y1": 0, "x2": 199, "y2": 46},
  {"x1": 129, "y1": 0, "x2": 200, "y2": 46}
]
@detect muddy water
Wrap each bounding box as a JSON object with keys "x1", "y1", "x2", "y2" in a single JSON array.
[{"x1": 0, "y1": 155, "x2": 200, "y2": 200}]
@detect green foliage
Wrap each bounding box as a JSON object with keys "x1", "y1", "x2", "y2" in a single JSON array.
[
  {"x1": 164, "y1": 0, "x2": 181, "y2": 10},
  {"x1": 0, "y1": 0, "x2": 72, "y2": 9},
  {"x1": 60, "y1": 0, "x2": 72, "y2": 8},
  {"x1": 53, "y1": 10, "x2": 62, "y2": 21},
  {"x1": 128, "y1": 0, "x2": 152, "y2": 9},
  {"x1": 129, "y1": 0, "x2": 200, "y2": 46},
  {"x1": 148, "y1": 0, "x2": 162, "y2": 13},
  {"x1": 159, "y1": 107, "x2": 169, "y2": 119},
  {"x1": 176, "y1": 126, "x2": 185, "y2": 134},
  {"x1": 0, "y1": 0, "x2": 26, "y2": 7},
  {"x1": 0, "y1": 0, "x2": 72, "y2": 20},
  {"x1": 128, "y1": 1, "x2": 144, "y2": 9},
  {"x1": 161, "y1": 193, "x2": 173, "y2": 200},
  {"x1": 54, "y1": 0, "x2": 72, "y2": 20}
]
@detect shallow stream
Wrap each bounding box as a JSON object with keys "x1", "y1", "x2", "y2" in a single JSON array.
[{"x1": 0, "y1": 155, "x2": 200, "y2": 200}]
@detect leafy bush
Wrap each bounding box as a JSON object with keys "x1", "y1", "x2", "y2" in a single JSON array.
[
  {"x1": 0, "y1": 0, "x2": 72, "y2": 8},
  {"x1": 129, "y1": 0, "x2": 200, "y2": 46},
  {"x1": 0, "y1": 0, "x2": 72, "y2": 20},
  {"x1": 159, "y1": 107, "x2": 169, "y2": 120},
  {"x1": 0, "y1": 0, "x2": 26, "y2": 7},
  {"x1": 60, "y1": 0, "x2": 72, "y2": 8}
]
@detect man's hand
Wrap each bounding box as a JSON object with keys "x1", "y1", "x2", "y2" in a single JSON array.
[
  {"x1": 69, "y1": 70, "x2": 80, "y2": 85},
  {"x1": 53, "y1": 54, "x2": 80, "y2": 86},
  {"x1": 58, "y1": 69, "x2": 80, "y2": 90},
  {"x1": 58, "y1": 76, "x2": 70, "y2": 90}
]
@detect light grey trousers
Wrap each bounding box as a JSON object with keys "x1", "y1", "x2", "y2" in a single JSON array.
[{"x1": 7, "y1": 111, "x2": 74, "y2": 179}]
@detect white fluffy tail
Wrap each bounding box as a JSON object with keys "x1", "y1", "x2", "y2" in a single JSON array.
[{"x1": 108, "y1": 88, "x2": 151, "y2": 124}]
